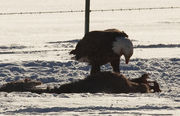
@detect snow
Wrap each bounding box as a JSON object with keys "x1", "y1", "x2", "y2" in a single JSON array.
[
  {"x1": 0, "y1": 0, "x2": 180, "y2": 115},
  {"x1": 0, "y1": 93, "x2": 179, "y2": 115},
  {"x1": 0, "y1": 58, "x2": 179, "y2": 115}
]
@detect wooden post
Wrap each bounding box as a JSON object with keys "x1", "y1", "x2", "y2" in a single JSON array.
[{"x1": 85, "y1": 0, "x2": 90, "y2": 34}]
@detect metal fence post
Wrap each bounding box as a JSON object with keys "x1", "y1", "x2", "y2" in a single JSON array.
[{"x1": 85, "y1": 0, "x2": 90, "y2": 34}]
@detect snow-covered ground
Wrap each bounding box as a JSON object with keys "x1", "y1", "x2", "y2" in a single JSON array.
[{"x1": 0, "y1": 0, "x2": 180, "y2": 115}]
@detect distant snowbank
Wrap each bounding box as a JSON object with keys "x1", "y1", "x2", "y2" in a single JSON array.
[
  {"x1": 134, "y1": 43, "x2": 180, "y2": 48},
  {"x1": 1, "y1": 39, "x2": 179, "y2": 62},
  {"x1": 0, "y1": 45, "x2": 27, "y2": 50}
]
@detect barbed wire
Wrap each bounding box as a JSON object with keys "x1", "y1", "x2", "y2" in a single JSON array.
[
  {"x1": 0, "y1": 6, "x2": 180, "y2": 16},
  {"x1": 92, "y1": 6, "x2": 180, "y2": 12}
]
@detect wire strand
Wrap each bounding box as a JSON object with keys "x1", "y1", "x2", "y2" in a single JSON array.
[{"x1": 0, "y1": 6, "x2": 180, "y2": 16}]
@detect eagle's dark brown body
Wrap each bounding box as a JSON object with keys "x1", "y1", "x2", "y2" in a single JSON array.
[{"x1": 70, "y1": 29, "x2": 133, "y2": 74}]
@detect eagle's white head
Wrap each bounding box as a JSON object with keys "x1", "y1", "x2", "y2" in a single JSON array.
[{"x1": 112, "y1": 37, "x2": 133, "y2": 64}]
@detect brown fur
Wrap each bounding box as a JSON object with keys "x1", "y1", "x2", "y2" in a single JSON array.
[
  {"x1": 150, "y1": 81, "x2": 161, "y2": 92},
  {"x1": 70, "y1": 29, "x2": 130, "y2": 74},
  {"x1": 0, "y1": 78, "x2": 42, "y2": 92},
  {"x1": 130, "y1": 73, "x2": 161, "y2": 92},
  {"x1": 130, "y1": 73, "x2": 149, "y2": 84},
  {"x1": 0, "y1": 72, "x2": 161, "y2": 94},
  {"x1": 51, "y1": 72, "x2": 152, "y2": 94}
]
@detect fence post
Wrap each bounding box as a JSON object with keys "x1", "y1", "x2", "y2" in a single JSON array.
[{"x1": 85, "y1": 0, "x2": 90, "y2": 34}]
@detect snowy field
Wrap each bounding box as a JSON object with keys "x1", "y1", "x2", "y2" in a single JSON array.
[{"x1": 0, "y1": 0, "x2": 180, "y2": 115}]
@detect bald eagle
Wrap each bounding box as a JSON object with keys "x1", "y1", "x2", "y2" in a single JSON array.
[{"x1": 70, "y1": 29, "x2": 133, "y2": 74}]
